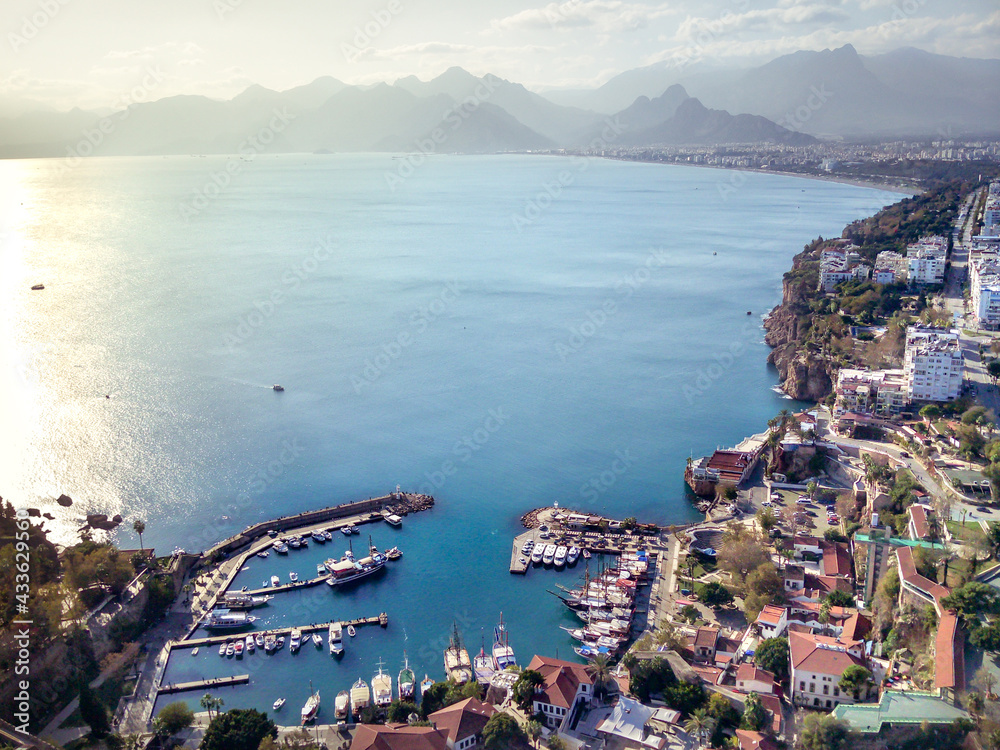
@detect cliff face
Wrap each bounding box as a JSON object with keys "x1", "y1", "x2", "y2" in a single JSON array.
[{"x1": 764, "y1": 265, "x2": 835, "y2": 401}]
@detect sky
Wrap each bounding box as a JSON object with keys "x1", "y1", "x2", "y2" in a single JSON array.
[{"x1": 2, "y1": 0, "x2": 999, "y2": 111}]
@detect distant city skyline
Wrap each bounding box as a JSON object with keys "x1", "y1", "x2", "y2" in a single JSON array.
[{"x1": 2, "y1": 0, "x2": 999, "y2": 111}]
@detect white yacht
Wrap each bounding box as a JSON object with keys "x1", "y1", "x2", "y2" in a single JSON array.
[
  {"x1": 542, "y1": 544, "x2": 557, "y2": 565},
  {"x1": 554, "y1": 546, "x2": 568, "y2": 568},
  {"x1": 329, "y1": 622, "x2": 344, "y2": 656},
  {"x1": 567, "y1": 546, "x2": 580, "y2": 565}
]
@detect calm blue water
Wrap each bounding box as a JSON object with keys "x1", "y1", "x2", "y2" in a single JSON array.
[{"x1": 0, "y1": 153, "x2": 900, "y2": 717}]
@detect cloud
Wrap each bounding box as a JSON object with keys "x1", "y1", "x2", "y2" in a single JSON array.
[
  {"x1": 490, "y1": 1, "x2": 676, "y2": 34},
  {"x1": 361, "y1": 42, "x2": 550, "y2": 61},
  {"x1": 104, "y1": 42, "x2": 203, "y2": 61}
]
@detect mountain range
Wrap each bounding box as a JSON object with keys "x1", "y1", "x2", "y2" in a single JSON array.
[{"x1": 0, "y1": 45, "x2": 995, "y2": 158}]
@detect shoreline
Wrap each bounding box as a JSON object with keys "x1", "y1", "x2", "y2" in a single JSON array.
[{"x1": 599, "y1": 155, "x2": 920, "y2": 196}]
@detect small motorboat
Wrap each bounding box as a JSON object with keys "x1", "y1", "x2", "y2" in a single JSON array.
[
  {"x1": 341, "y1": 526, "x2": 353, "y2": 536},
  {"x1": 264, "y1": 634, "x2": 276, "y2": 652},
  {"x1": 274, "y1": 542, "x2": 288, "y2": 554},
  {"x1": 276, "y1": 636, "x2": 285, "y2": 650},
  {"x1": 289, "y1": 571, "x2": 299, "y2": 583},
  {"x1": 347, "y1": 625, "x2": 357, "y2": 637},
  {"x1": 273, "y1": 384, "x2": 284, "y2": 391},
  {"x1": 582, "y1": 549, "x2": 592, "y2": 560},
  {"x1": 234, "y1": 640, "x2": 244, "y2": 657},
  {"x1": 312, "y1": 532, "x2": 326, "y2": 544},
  {"x1": 290, "y1": 538, "x2": 301, "y2": 549},
  {"x1": 420, "y1": 674, "x2": 435, "y2": 696},
  {"x1": 192, "y1": 647, "x2": 200, "y2": 656},
  {"x1": 323, "y1": 530, "x2": 333, "y2": 541},
  {"x1": 271, "y1": 575, "x2": 281, "y2": 587},
  {"x1": 219, "y1": 642, "x2": 227, "y2": 656},
  {"x1": 257, "y1": 551, "x2": 269, "y2": 558},
  {"x1": 255, "y1": 633, "x2": 265, "y2": 649},
  {"x1": 225, "y1": 642, "x2": 234, "y2": 657},
  {"x1": 245, "y1": 635, "x2": 255, "y2": 653},
  {"x1": 317, "y1": 563, "x2": 327, "y2": 576},
  {"x1": 273, "y1": 698, "x2": 285, "y2": 711},
  {"x1": 312, "y1": 633, "x2": 323, "y2": 648},
  {"x1": 386, "y1": 547, "x2": 402, "y2": 560}
]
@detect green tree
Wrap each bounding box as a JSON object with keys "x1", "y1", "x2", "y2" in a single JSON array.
[
  {"x1": 679, "y1": 604, "x2": 699, "y2": 624},
  {"x1": 156, "y1": 701, "x2": 194, "y2": 736},
  {"x1": 756, "y1": 507, "x2": 777, "y2": 533},
  {"x1": 698, "y1": 581, "x2": 734, "y2": 608},
  {"x1": 941, "y1": 581, "x2": 997, "y2": 618},
  {"x1": 200, "y1": 693, "x2": 223, "y2": 721},
  {"x1": 838, "y1": 665, "x2": 872, "y2": 701},
  {"x1": 419, "y1": 682, "x2": 449, "y2": 718},
  {"x1": 740, "y1": 692, "x2": 766, "y2": 731},
  {"x1": 587, "y1": 653, "x2": 613, "y2": 701},
  {"x1": 133, "y1": 519, "x2": 146, "y2": 552},
  {"x1": 78, "y1": 682, "x2": 110, "y2": 738},
  {"x1": 743, "y1": 563, "x2": 785, "y2": 621},
  {"x1": 547, "y1": 737, "x2": 567, "y2": 750},
  {"x1": 664, "y1": 681, "x2": 706, "y2": 715},
  {"x1": 512, "y1": 670, "x2": 545, "y2": 712},
  {"x1": 526, "y1": 720, "x2": 543, "y2": 748},
  {"x1": 989, "y1": 360, "x2": 1000, "y2": 388},
  {"x1": 920, "y1": 404, "x2": 942, "y2": 421},
  {"x1": 200, "y1": 709, "x2": 277, "y2": 750},
  {"x1": 825, "y1": 589, "x2": 854, "y2": 607},
  {"x1": 683, "y1": 708, "x2": 715, "y2": 747},
  {"x1": 482, "y1": 713, "x2": 527, "y2": 750},
  {"x1": 386, "y1": 700, "x2": 419, "y2": 723},
  {"x1": 754, "y1": 638, "x2": 789, "y2": 681},
  {"x1": 706, "y1": 693, "x2": 739, "y2": 728},
  {"x1": 799, "y1": 713, "x2": 854, "y2": 750}
]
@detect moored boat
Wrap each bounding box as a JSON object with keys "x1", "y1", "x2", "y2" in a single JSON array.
[
  {"x1": 531, "y1": 546, "x2": 544, "y2": 564},
  {"x1": 312, "y1": 532, "x2": 326, "y2": 544},
  {"x1": 270, "y1": 575, "x2": 281, "y2": 587},
  {"x1": 443, "y1": 622, "x2": 473, "y2": 684},
  {"x1": 335, "y1": 690, "x2": 349, "y2": 720},
  {"x1": 567, "y1": 546, "x2": 580, "y2": 565},
  {"x1": 386, "y1": 546, "x2": 402, "y2": 560},
  {"x1": 275, "y1": 542, "x2": 289, "y2": 554},
  {"x1": 218, "y1": 642, "x2": 227, "y2": 656},
  {"x1": 383, "y1": 512, "x2": 403, "y2": 527},
  {"x1": 398, "y1": 654, "x2": 416, "y2": 700},
  {"x1": 473, "y1": 644, "x2": 495, "y2": 685},
  {"x1": 257, "y1": 551, "x2": 269, "y2": 558},
  {"x1": 234, "y1": 640, "x2": 244, "y2": 657},
  {"x1": 492, "y1": 613, "x2": 516, "y2": 671},
  {"x1": 329, "y1": 622, "x2": 344, "y2": 656},
  {"x1": 225, "y1": 641, "x2": 234, "y2": 657},
  {"x1": 290, "y1": 628, "x2": 302, "y2": 652},
  {"x1": 273, "y1": 698, "x2": 285, "y2": 711},
  {"x1": 245, "y1": 635, "x2": 255, "y2": 653},
  {"x1": 554, "y1": 546, "x2": 568, "y2": 568},
  {"x1": 372, "y1": 660, "x2": 393, "y2": 708},
  {"x1": 542, "y1": 544, "x2": 556, "y2": 565},
  {"x1": 348, "y1": 625, "x2": 357, "y2": 637},
  {"x1": 300, "y1": 684, "x2": 320, "y2": 725},
  {"x1": 312, "y1": 633, "x2": 323, "y2": 648},
  {"x1": 350, "y1": 678, "x2": 370, "y2": 714},
  {"x1": 420, "y1": 674, "x2": 434, "y2": 697},
  {"x1": 289, "y1": 571, "x2": 299, "y2": 583},
  {"x1": 203, "y1": 609, "x2": 257, "y2": 631}
]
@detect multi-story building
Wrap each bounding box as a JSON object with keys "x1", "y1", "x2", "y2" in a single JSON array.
[
  {"x1": 903, "y1": 327, "x2": 963, "y2": 403},
  {"x1": 525, "y1": 655, "x2": 593, "y2": 730},
  {"x1": 789, "y1": 631, "x2": 869, "y2": 710},
  {"x1": 971, "y1": 254, "x2": 1000, "y2": 329},
  {"x1": 819, "y1": 247, "x2": 869, "y2": 292},
  {"x1": 904, "y1": 236, "x2": 948, "y2": 286},
  {"x1": 874, "y1": 250, "x2": 907, "y2": 285},
  {"x1": 834, "y1": 368, "x2": 908, "y2": 416}
]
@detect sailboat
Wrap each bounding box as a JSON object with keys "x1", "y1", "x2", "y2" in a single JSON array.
[
  {"x1": 473, "y1": 632, "x2": 495, "y2": 685},
  {"x1": 443, "y1": 622, "x2": 473, "y2": 684},
  {"x1": 398, "y1": 653, "x2": 416, "y2": 700},
  {"x1": 492, "y1": 612, "x2": 516, "y2": 670},
  {"x1": 300, "y1": 681, "x2": 320, "y2": 724}
]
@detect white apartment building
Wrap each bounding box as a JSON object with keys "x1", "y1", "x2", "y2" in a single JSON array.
[
  {"x1": 905, "y1": 237, "x2": 948, "y2": 286},
  {"x1": 971, "y1": 254, "x2": 1000, "y2": 329},
  {"x1": 819, "y1": 247, "x2": 869, "y2": 292},
  {"x1": 903, "y1": 327, "x2": 963, "y2": 403},
  {"x1": 834, "y1": 368, "x2": 908, "y2": 416},
  {"x1": 874, "y1": 250, "x2": 906, "y2": 285}
]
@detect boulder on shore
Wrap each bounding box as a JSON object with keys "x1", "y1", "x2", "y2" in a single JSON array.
[{"x1": 56, "y1": 494, "x2": 73, "y2": 507}]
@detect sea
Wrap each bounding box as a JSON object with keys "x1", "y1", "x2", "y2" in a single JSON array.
[{"x1": 0, "y1": 153, "x2": 900, "y2": 717}]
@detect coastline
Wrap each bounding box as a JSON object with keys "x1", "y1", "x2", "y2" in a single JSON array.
[{"x1": 599, "y1": 155, "x2": 920, "y2": 196}]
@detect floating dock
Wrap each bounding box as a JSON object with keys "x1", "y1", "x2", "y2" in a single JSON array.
[
  {"x1": 158, "y1": 674, "x2": 249, "y2": 694},
  {"x1": 175, "y1": 614, "x2": 389, "y2": 649}
]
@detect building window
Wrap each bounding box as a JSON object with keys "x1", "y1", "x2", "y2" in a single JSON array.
[
  {"x1": 834, "y1": 687, "x2": 839, "y2": 697},
  {"x1": 800, "y1": 682, "x2": 805, "y2": 691},
  {"x1": 823, "y1": 685, "x2": 829, "y2": 695},
  {"x1": 809, "y1": 683, "x2": 815, "y2": 693}
]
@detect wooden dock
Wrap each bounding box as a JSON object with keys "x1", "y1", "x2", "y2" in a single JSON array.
[
  {"x1": 173, "y1": 615, "x2": 388, "y2": 649},
  {"x1": 158, "y1": 674, "x2": 249, "y2": 694},
  {"x1": 509, "y1": 530, "x2": 539, "y2": 574},
  {"x1": 243, "y1": 572, "x2": 333, "y2": 596}
]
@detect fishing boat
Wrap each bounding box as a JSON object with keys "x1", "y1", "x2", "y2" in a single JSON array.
[
  {"x1": 567, "y1": 546, "x2": 580, "y2": 565},
  {"x1": 386, "y1": 547, "x2": 402, "y2": 560},
  {"x1": 290, "y1": 628, "x2": 302, "y2": 653},
  {"x1": 372, "y1": 659, "x2": 393, "y2": 707},
  {"x1": 270, "y1": 575, "x2": 281, "y2": 587},
  {"x1": 350, "y1": 678, "x2": 370, "y2": 714},
  {"x1": 398, "y1": 653, "x2": 416, "y2": 699},
  {"x1": 341, "y1": 525, "x2": 354, "y2": 536},
  {"x1": 335, "y1": 690, "x2": 349, "y2": 720},
  {"x1": 264, "y1": 634, "x2": 276, "y2": 652},
  {"x1": 300, "y1": 683, "x2": 320, "y2": 724},
  {"x1": 348, "y1": 625, "x2": 357, "y2": 637},
  {"x1": 273, "y1": 698, "x2": 285, "y2": 711},
  {"x1": 312, "y1": 532, "x2": 326, "y2": 544},
  {"x1": 257, "y1": 551, "x2": 269, "y2": 559},
  {"x1": 329, "y1": 622, "x2": 344, "y2": 656},
  {"x1": 383, "y1": 512, "x2": 403, "y2": 527},
  {"x1": 274, "y1": 542, "x2": 288, "y2": 554},
  {"x1": 245, "y1": 635, "x2": 255, "y2": 653},
  {"x1": 290, "y1": 538, "x2": 301, "y2": 549},
  {"x1": 492, "y1": 613, "x2": 516, "y2": 671},
  {"x1": 312, "y1": 633, "x2": 323, "y2": 648},
  {"x1": 443, "y1": 622, "x2": 473, "y2": 684},
  {"x1": 289, "y1": 571, "x2": 299, "y2": 583},
  {"x1": 222, "y1": 592, "x2": 273, "y2": 610},
  {"x1": 323, "y1": 530, "x2": 333, "y2": 541},
  {"x1": 420, "y1": 674, "x2": 435, "y2": 697}
]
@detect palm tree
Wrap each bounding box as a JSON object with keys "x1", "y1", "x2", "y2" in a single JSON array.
[
  {"x1": 683, "y1": 708, "x2": 715, "y2": 748},
  {"x1": 586, "y1": 654, "x2": 612, "y2": 703},
  {"x1": 525, "y1": 720, "x2": 542, "y2": 748},
  {"x1": 200, "y1": 694, "x2": 222, "y2": 721},
  {"x1": 133, "y1": 519, "x2": 146, "y2": 552}
]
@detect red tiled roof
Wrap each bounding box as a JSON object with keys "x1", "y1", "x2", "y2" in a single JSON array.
[
  {"x1": 908, "y1": 504, "x2": 932, "y2": 539},
  {"x1": 756, "y1": 605, "x2": 785, "y2": 625},
  {"x1": 758, "y1": 694, "x2": 783, "y2": 735},
  {"x1": 803, "y1": 574, "x2": 853, "y2": 595},
  {"x1": 822, "y1": 543, "x2": 853, "y2": 578},
  {"x1": 526, "y1": 655, "x2": 593, "y2": 709},
  {"x1": 735, "y1": 729, "x2": 779, "y2": 750},
  {"x1": 793, "y1": 535, "x2": 822, "y2": 549},
  {"x1": 351, "y1": 725, "x2": 449, "y2": 750},
  {"x1": 896, "y1": 547, "x2": 950, "y2": 602},
  {"x1": 841, "y1": 612, "x2": 872, "y2": 641},
  {"x1": 694, "y1": 627, "x2": 719, "y2": 649},
  {"x1": 706, "y1": 450, "x2": 755, "y2": 482},
  {"x1": 934, "y1": 613, "x2": 964, "y2": 692},
  {"x1": 784, "y1": 564, "x2": 805, "y2": 580},
  {"x1": 736, "y1": 664, "x2": 776, "y2": 689},
  {"x1": 789, "y1": 631, "x2": 865, "y2": 678},
  {"x1": 428, "y1": 698, "x2": 496, "y2": 745}
]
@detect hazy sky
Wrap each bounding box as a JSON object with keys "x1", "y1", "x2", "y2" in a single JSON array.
[{"x1": 3, "y1": 0, "x2": 999, "y2": 110}]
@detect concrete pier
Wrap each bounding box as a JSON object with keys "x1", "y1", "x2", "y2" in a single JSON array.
[
  {"x1": 174, "y1": 614, "x2": 389, "y2": 649},
  {"x1": 158, "y1": 674, "x2": 249, "y2": 694}
]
